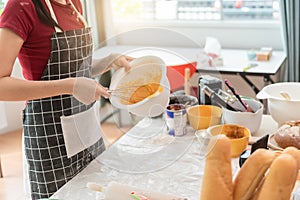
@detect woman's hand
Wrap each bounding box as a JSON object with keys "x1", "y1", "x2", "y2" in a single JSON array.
[
  {"x1": 91, "y1": 53, "x2": 134, "y2": 77},
  {"x1": 73, "y1": 77, "x2": 110, "y2": 105},
  {"x1": 109, "y1": 53, "x2": 134, "y2": 72}
]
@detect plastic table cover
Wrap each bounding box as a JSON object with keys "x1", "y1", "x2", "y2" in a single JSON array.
[{"x1": 51, "y1": 116, "x2": 300, "y2": 200}]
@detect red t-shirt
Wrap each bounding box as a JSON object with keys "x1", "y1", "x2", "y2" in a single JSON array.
[{"x1": 0, "y1": 0, "x2": 84, "y2": 80}]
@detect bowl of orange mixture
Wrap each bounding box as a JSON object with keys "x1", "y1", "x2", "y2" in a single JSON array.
[
  {"x1": 187, "y1": 105, "x2": 222, "y2": 130},
  {"x1": 207, "y1": 124, "x2": 251, "y2": 157},
  {"x1": 109, "y1": 56, "x2": 170, "y2": 117}
]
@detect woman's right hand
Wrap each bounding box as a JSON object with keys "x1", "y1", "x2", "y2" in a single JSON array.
[{"x1": 72, "y1": 77, "x2": 110, "y2": 105}]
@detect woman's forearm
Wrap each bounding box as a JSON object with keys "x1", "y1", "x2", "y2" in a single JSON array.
[
  {"x1": 0, "y1": 77, "x2": 75, "y2": 101},
  {"x1": 91, "y1": 56, "x2": 112, "y2": 77}
]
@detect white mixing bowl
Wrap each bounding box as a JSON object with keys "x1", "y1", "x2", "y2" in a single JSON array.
[
  {"x1": 109, "y1": 55, "x2": 170, "y2": 117},
  {"x1": 222, "y1": 98, "x2": 263, "y2": 134},
  {"x1": 257, "y1": 82, "x2": 300, "y2": 126}
]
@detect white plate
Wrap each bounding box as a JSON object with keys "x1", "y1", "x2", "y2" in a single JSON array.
[{"x1": 268, "y1": 134, "x2": 284, "y2": 151}]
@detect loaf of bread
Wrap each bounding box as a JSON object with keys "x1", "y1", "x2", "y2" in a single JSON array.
[
  {"x1": 274, "y1": 121, "x2": 300, "y2": 149},
  {"x1": 253, "y1": 153, "x2": 298, "y2": 200},
  {"x1": 233, "y1": 149, "x2": 276, "y2": 200},
  {"x1": 200, "y1": 135, "x2": 300, "y2": 200},
  {"x1": 200, "y1": 135, "x2": 233, "y2": 200},
  {"x1": 282, "y1": 146, "x2": 300, "y2": 169}
]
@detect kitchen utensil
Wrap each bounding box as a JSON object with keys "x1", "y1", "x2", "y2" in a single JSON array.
[
  {"x1": 208, "y1": 124, "x2": 251, "y2": 158},
  {"x1": 222, "y1": 98, "x2": 263, "y2": 134},
  {"x1": 87, "y1": 181, "x2": 188, "y2": 200},
  {"x1": 108, "y1": 83, "x2": 162, "y2": 105},
  {"x1": 169, "y1": 94, "x2": 198, "y2": 107},
  {"x1": 187, "y1": 105, "x2": 222, "y2": 130},
  {"x1": 280, "y1": 91, "x2": 291, "y2": 101},
  {"x1": 165, "y1": 104, "x2": 187, "y2": 136},
  {"x1": 250, "y1": 134, "x2": 269, "y2": 154},
  {"x1": 257, "y1": 82, "x2": 300, "y2": 126},
  {"x1": 239, "y1": 134, "x2": 269, "y2": 167},
  {"x1": 198, "y1": 75, "x2": 222, "y2": 105},
  {"x1": 202, "y1": 86, "x2": 236, "y2": 111},
  {"x1": 109, "y1": 55, "x2": 170, "y2": 117},
  {"x1": 224, "y1": 79, "x2": 251, "y2": 112}
]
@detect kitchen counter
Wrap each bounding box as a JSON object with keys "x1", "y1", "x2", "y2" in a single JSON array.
[{"x1": 51, "y1": 115, "x2": 285, "y2": 200}]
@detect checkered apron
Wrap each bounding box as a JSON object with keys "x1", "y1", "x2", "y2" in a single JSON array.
[{"x1": 22, "y1": 13, "x2": 105, "y2": 200}]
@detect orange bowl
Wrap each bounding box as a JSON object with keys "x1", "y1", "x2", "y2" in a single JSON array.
[
  {"x1": 187, "y1": 105, "x2": 222, "y2": 130},
  {"x1": 208, "y1": 124, "x2": 251, "y2": 157}
]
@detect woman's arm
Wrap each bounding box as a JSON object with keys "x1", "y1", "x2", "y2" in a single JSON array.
[
  {"x1": 0, "y1": 28, "x2": 108, "y2": 102},
  {"x1": 0, "y1": 28, "x2": 75, "y2": 101}
]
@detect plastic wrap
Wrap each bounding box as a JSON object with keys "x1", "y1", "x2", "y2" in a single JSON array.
[
  {"x1": 51, "y1": 118, "x2": 205, "y2": 199},
  {"x1": 51, "y1": 117, "x2": 300, "y2": 200}
]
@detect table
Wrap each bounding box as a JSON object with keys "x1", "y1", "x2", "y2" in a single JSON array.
[
  {"x1": 51, "y1": 115, "x2": 284, "y2": 200},
  {"x1": 93, "y1": 45, "x2": 286, "y2": 94}
]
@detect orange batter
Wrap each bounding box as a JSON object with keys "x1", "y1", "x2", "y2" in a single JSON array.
[{"x1": 128, "y1": 83, "x2": 161, "y2": 104}]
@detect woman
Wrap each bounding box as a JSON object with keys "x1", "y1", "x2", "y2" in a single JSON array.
[{"x1": 0, "y1": 0, "x2": 132, "y2": 199}]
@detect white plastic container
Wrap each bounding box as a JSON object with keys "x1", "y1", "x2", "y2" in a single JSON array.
[
  {"x1": 109, "y1": 56, "x2": 170, "y2": 117},
  {"x1": 222, "y1": 98, "x2": 263, "y2": 134}
]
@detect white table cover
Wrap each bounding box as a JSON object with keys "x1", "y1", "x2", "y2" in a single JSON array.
[{"x1": 51, "y1": 115, "x2": 300, "y2": 200}]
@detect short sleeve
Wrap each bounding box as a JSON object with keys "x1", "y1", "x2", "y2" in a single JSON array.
[{"x1": 0, "y1": 0, "x2": 35, "y2": 41}]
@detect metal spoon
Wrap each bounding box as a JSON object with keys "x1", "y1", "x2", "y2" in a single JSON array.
[{"x1": 280, "y1": 91, "x2": 291, "y2": 100}]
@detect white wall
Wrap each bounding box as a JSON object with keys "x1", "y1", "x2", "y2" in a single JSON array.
[{"x1": 0, "y1": 60, "x2": 25, "y2": 134}]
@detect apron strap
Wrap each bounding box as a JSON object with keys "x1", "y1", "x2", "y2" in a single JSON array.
[
  {"x1": 44, "y1": 0, "x2": 88, "y2": 33},
  {"x1": 67, "y1": 0, "x2": 88, "y2": 28},
  {"x1": 45, "y1": 0, "x2": 62, "y2": 32}
]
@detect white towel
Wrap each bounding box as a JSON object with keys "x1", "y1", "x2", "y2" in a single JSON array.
[{"x1": 0, "y1": 102, "x2": 7, "y2": 130}]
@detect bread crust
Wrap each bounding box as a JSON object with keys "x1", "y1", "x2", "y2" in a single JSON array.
[
  {"x1": 274, "y1": 122, "x2": 300, "y2": 149},
  {"x1": 200, "y1": 135, "x2": 233, "y2": 200},
  {"x1": 255, "y1": 154, "x2": 298, "y2": 200},
  {"x1": 282, "y1": 146, "x2": 300, "y2": 169},
  {"x1": 233, "y1": 149, "x2": 275, "y2": 200}
]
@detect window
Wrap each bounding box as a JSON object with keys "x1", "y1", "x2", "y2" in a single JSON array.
[
  {"x1": 111, "y1": 0, "x2": 280, "y2": 21},
  {"x1": 107, "y1": 0, "x2": 283, "y2": 50},
  {"x1": 0, "y1": 0, "x2": 6, "y2": 15}
]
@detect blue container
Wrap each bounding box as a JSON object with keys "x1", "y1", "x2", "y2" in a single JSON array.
[{"x1": 165, "y1": 104, "x2": 187, "y2": 136}]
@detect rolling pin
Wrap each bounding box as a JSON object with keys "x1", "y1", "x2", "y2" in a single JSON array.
[
  {"x1": 87, "y1": 181, "x2": 187, "y2": 200},
  {"x1": 184, "y1": 67, "x2": 190, "y2": 95}
]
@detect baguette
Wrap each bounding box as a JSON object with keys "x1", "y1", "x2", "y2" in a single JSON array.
[
  {"x1": 233, "y1": 149, "x2": 275, "y2": 200},
  {"x1": 255, "y1": 153, "x2": 298, "y2": 200},
  {"x1": 282, "y1": 146, "x2": 300, "y2": 169},
  {"x1": 200, "y1": 135, "x2": 233, "y2": 200}
]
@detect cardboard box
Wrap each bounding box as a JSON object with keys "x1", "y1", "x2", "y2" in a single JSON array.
[
  {"x1": 257, "y1": 51, "x2": 271, "y2": 61},
  {"x1": 257, "y1": 47, "x2": 272, "y2": 61}
]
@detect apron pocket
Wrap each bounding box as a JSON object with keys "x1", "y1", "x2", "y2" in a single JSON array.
[{"x1": 61, "y1": 105, "x2": 102, "y2": 158}]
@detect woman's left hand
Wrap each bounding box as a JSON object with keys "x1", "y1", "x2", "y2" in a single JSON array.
[
  {"x1": 110, "y1": 54, "x2": 134, "y2": 72},
  {"x1": 91, "y1": 53, "x2": 134, "y2": 77}
]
